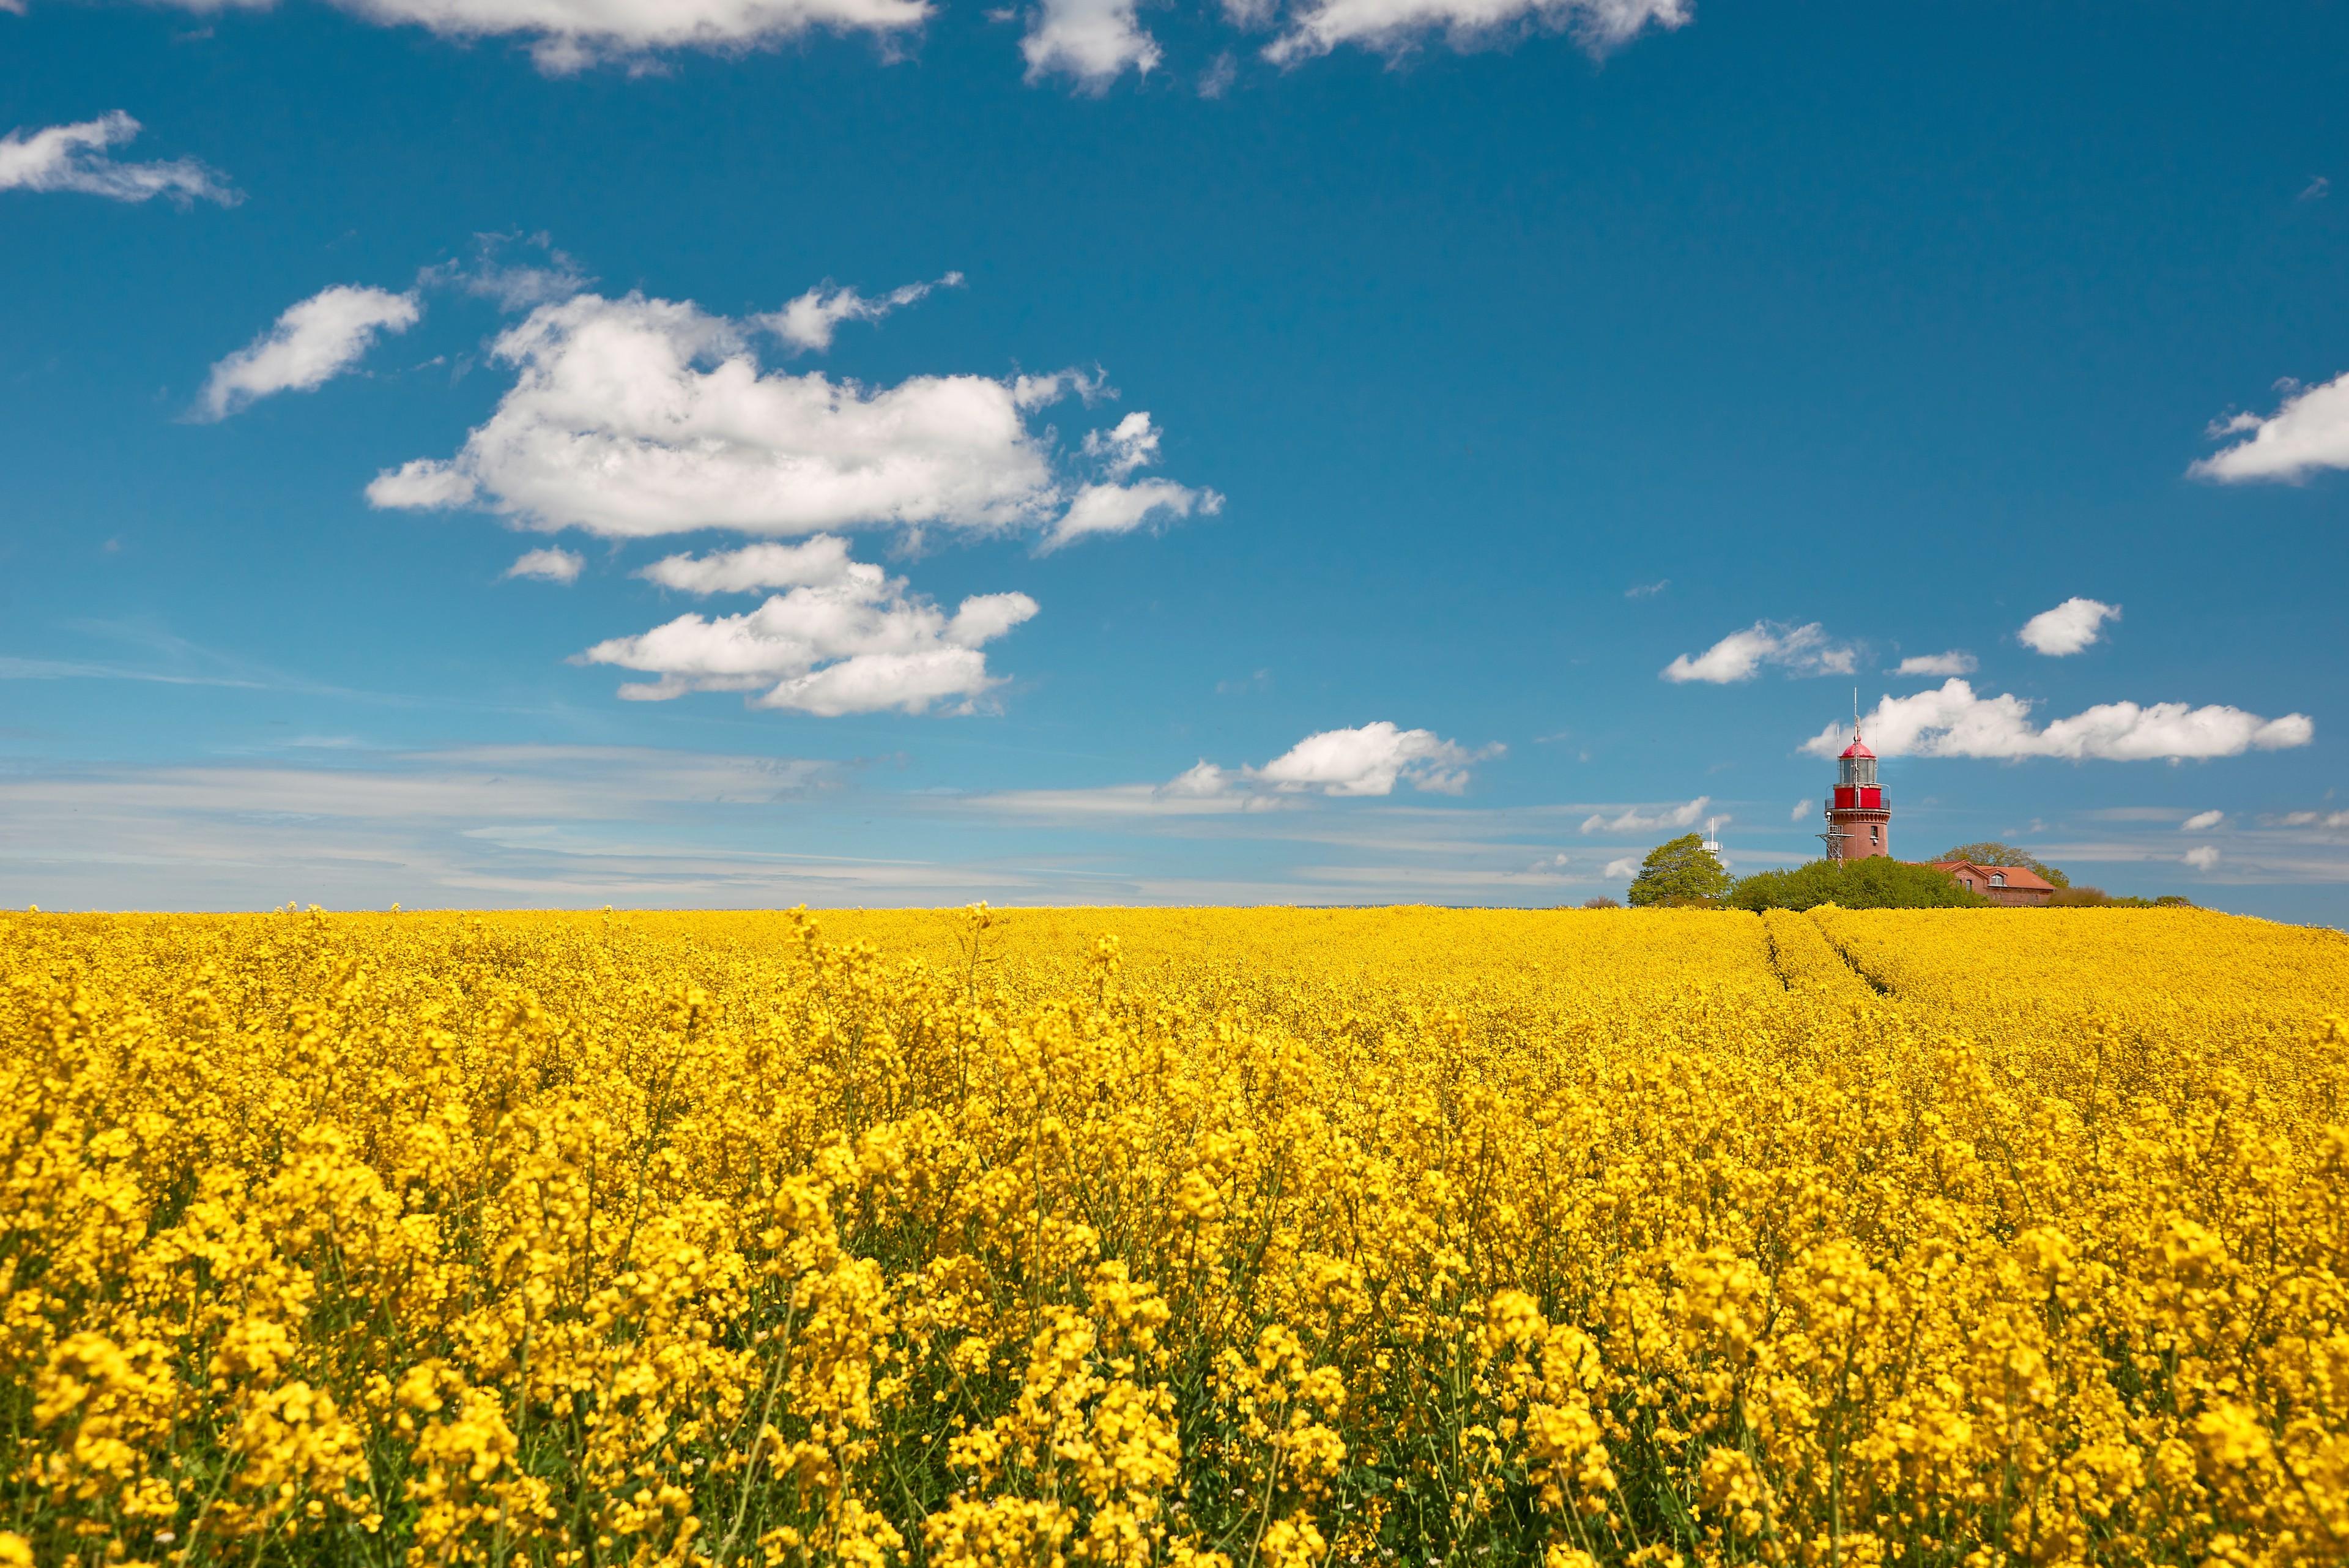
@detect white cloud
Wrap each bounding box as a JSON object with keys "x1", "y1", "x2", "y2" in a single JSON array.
[
  {"x1": 758, "y1": 271, "x2": 962, "y2": 354},
  {"x1": 1662, "y1": 622, "x2": 1855, "y2": 685},
  {"x1": 1892, "y1": 650, "x2": 1976, "y2": 677},
  {"x1": 1264, "y1": 0, "x2": 1688, "y2": 65},
  {"x1": 1789, "y1": 799, "x2": 1811, "y2": 823},
  {"x1": 137, "y1": 0, "x2": 929, "y2": 73},
  {"x1": 1047, "y1": 479, "x2": 1223, "y2": 548},
  {"x1": 196, "y1": 284, "x2": 421, "y2": 421},
  {"x1": 366, "y1": 291, "x2": 1205, "y2": 546},
  {"x1": 2189, "y1": 371, "x2": 2349, "y2": 484},
  {"x1": 505, "y1": 547, "x2": 584, "y2": 584},
  {"x1": 2017, "y1": 597, "x2": 2120, "y2": 656},
  {"x1": 2180, "y1": 809, "x2": 2223, "y2": 832},
  {"x1": 1083, "y1": 411, "x2": 1162, "y2": 479},
  {"x1": 1160, "y1": 760, "x2": 1234, "y2": 798},
  {"x1": 2184, "y1": 845, "x2": 2221, "y2": 872},
  {"x1": 0, "y1": 111, "x2": 235, "y2": 205},
  {"x1": 1581, "y1": 796, "x2": 1709, "y2": 836},
  {"x1": 1160, "y1": 722, "x2": 1498, "y2": 800},
  {"x1": 2270, "y1": 809, "x2": 2349, "y2": 830},
  {"x1": 1602, "y1": 855, "x2": 1639, "y2": 880},
  {"x1": 1039, "y1": 411, "x2": 1224, "y2": 546},
  {"x1": 1802, "y1": 678, "x2": 2314, "y2": 763},
  {"x1": 1022, "y1": 0, "x2": 1161, "y2": 88},
  {"x1": 1253, "y1": 721, "x2": 1492, "y2": 796},
  {"x1": 576, "y1": 555, "x2": 1037, "y2": 716},
  {"x1": 1624, "y1": 578, "x2": 1669, "y2": 599},
  {"x1": 425, "y1": 232, "x2": 592, "y2": 312},
  {"x1": 639, "y1": 537, "x2": 859, "y2": 595},
  {"x1": 366, "y1": 459, "x2": 480, "y2": 510}
]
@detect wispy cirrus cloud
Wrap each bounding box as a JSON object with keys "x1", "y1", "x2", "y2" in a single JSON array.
[
  {"x1": 127, "y1": 0, "x2": 932, "y2": 75},
  {"x1": 0, "y1": 111, "x2": 235, "y2": 205},
  {"x1": 1261, "y1": 0, "x2": 1688, "y2": 65},
  {"x1": 759, "y1": 271, "x2": 963, "y2": 354},
  {"x1": 1581, "y1": 797, "x2": 1709, "y2": 836}
]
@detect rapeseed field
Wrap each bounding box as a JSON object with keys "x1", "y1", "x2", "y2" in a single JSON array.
[{"x1": 2, "y1": 905, "x2": 2345, "y2": 1567}]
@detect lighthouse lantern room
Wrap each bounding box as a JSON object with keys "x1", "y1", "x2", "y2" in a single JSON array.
[{"x1": 1822, "y1": 723, "x2": 1891, "y2": 863}]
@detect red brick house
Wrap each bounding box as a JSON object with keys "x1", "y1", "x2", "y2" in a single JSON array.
[{"x1": 1929, "y1": 860, "x2": 2055, "y2": 907}]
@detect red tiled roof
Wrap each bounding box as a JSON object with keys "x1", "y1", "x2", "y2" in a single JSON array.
[{"x1": 1928, "y1": 860, "x2": 2055, "y2": 891}]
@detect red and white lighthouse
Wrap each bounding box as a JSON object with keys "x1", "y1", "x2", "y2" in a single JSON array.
[{"x1": 1822, "y1": 731, "x2": 1890, "y2": 861}]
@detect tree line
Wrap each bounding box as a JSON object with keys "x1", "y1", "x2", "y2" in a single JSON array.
[{"x1": 1600, "y1": 834, "x2": 2192, "y2": 910}]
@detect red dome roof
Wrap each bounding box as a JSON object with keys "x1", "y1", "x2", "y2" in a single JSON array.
[{"x1": 1840, "y1": 733, "x2": 1875, "y2": 759}]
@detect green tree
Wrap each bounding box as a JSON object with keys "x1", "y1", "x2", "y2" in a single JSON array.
[
  {"x1": 1627, "y1": 833, "x2": 1732, "y2": 907},
  {"x1": 1934, "y1": 841, "x2": 2071, "y2": 889},
  {"x1": 1728, "y1": 856, "x2": 1988, "y2": 912}
]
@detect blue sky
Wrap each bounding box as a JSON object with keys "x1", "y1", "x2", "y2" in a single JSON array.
[{"x1": 4, "y1": 0, "x2": 2347, "y2": 916}]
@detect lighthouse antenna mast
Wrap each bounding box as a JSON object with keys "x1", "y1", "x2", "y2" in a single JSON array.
[{"x1": 1819, "y1": 691, "x2": 1861, "y2": 861}]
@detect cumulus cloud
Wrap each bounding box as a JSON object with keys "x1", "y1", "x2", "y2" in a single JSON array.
[
  {"x1": 2017, "y1": 597, "x2": 2120, "y2": 656},
  {"x1": 1801, "y1": 678, "x2": 2313, "y2": 763},
  {"x1": 1789, "y1": 799, "x2": 1811, "y2": 823},
  {"x1": 576, "y1": 555, "x2": 1037, "y2": 716},
  {"x1": 366, "y1": 291, "x2": 1206, "y2": 546},
  {"x1": 2189, "y1": 371, "x2": 2349, "y2": 484},
  {"x1": 196, "y1": 284, "x2": 421, "y2": 420},
  {"x1": 505, "y1": 547, "x2": 584, "y2": 583},
  {"x1": 1602, "y1": 855, "x2": 1639, "y2": 880},
  {"x1": 135, "y1": 0, "x2": 929, "y2": 73},
  {"x1": 2184, "y1": 845, "x2": 2221, "y2": 872},
  {"x1": 759, "y1": 271, "x2": 963, "y2": 354},
  {"x1": 639, "y1": 537, "x2": 859, "y2": 595},
  {"x1": 1892, "y1": 650, "x2": 1976, "y2": 677},
  {"x1": 2180, "y1": 809, "x2": 2223, "y2": 832},
  {"x1": 1048, "y1": 479, "x2": 1223, "y2": 548},
  {"x1": 1083, "y1": 411, "x2": 1163, "y2": 479},
  {"x1": 1264, "y1": 0, "x2": 1689, "y2": 65},
  {"x1": 1038, "y1": 412, "x2": 1223, "y2": 546},
  {"x1": 1662, "y1": 622, "x2": 1856, "y2": 685},
  {"x1": 1022, "y1": 0, "x2": 1161, "y2": 88},
  {"x1": 1581, "y1": 796, "x2": 1709, "y2": 836},
  {"x1": 0, "y1": 111, "x2": 234, "y2": 205},
  {"x1": 1164, "y1": 721, "x2": 1500, "y2": 800},
  {"x1": 1255, "y1": 721, "x2": 1492, "y2": 796}
]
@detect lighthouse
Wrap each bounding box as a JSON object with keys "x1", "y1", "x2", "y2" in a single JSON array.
[{"x1": 1822, "y1": 727, "x2": 1890, "y2": 862}]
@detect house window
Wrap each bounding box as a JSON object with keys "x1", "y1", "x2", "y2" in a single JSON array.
[
  {"x1": 1991, "y1": 872, "x2": 2005, "y2": 887},
  {"x1": 1871, "y1": 826, "x2": 1880, "y2": 843}
]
